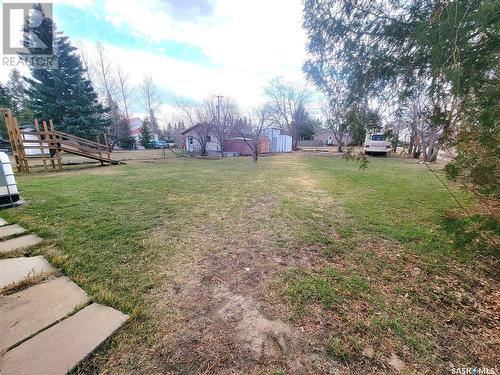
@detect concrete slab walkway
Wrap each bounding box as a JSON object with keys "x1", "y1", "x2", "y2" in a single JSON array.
[
  {"x1": 0, "y1": 256, "x2": 54, "y2": 289},
  {"x1": 0, "y1": 234, "x2": 42, "y2": 254},
  {"x1": 0, "y1": 303, "x2": 128, "y2": 375},
  {"x1": 0, "y1": 276, "x2": 90, "y2": 352},
  {"x1": 0, "y1": 224, "x2": 26, "y2": 239},
  {"x1": 0, "y1": 219, "x2": 129, "y2": 374}
]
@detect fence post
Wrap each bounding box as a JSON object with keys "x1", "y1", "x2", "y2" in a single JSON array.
[
  {"x1": 103, "y1": 133, "x2": 110, "y2": 162},
  {"x1": 96, "y1": 135, "x2": 104, "y2": 165},
  {"x1": 34, "y1": 119, "x2": 48, "y2": 172},
  {"x1": 13, "y1": 117, "x2": 29, "y2": 173},
  {"x1": 48, "y1": 120, "x2": 62, "y2": 171}
]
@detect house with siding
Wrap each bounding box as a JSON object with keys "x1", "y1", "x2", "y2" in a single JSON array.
[
  {"x1": 312, "y1": 130, "x2": 352, "y2": 146},
  {"x1": 181, "y1": 123, "x2": 221, "y2": 154}
]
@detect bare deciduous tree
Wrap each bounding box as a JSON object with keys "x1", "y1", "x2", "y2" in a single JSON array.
[
  {"x1": 77, "y1": 41, "x2": 93, "y2": 83},
  {"x1": 264, "y1": 77, "x2": 310, "y2": 150},
  {"x1": 399, "y1": 84, "x2": 457, "y2": 162},
  {"x1": 236, "y1": 105, "x2": 270, "y2": 163},
  {"x1": 115, "y1": 63, "x2": 133, "y2": 121},
  {"x1": 94, "y1": 42, "x2": 117, "y2": 105},
  {"x1": 139, "y1": 75, "x2": 161, "y2": 133},
  {"x1": 320, "y1": 98, "x2": 348, "y2": 153},
  {"x1": 197, "y1": 96, "x2": 239, "y2": 156},
  {"x1": 91, "y1": 43, "x2": 132, "y2": 149},
  {"x1": 176, "y1": 97, "x2": 211, "y2": 155}
]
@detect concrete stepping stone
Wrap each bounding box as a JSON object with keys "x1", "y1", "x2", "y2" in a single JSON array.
[
  {"x1": 0, "y1": 234, "x2": 42, "y2": 254},
  {"x1": 0, "y1": 224, "x2": 26, "y2": 239},
  {"x1": 0, "y1": 256, "x2": 54, "y2": 289},
  {"x1": 0, "y1": 218, "x2": 7, "y2": 226},
  {"x1": 0, "y1": 303, "x2": 129, "y2": 375},
  {"x1": 0, "y1": 277, "x2": 90, "y2": 352}
]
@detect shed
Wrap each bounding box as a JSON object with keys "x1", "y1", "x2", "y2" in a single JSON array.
[
  {"x1": 224, "y1": 137, "x2": 270, "y2": 155},
  {"x1": 262, "y1": 128, "x2": 292, "y2": 152}
]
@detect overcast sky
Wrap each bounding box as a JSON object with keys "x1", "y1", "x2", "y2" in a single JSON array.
[{"x1": 1, "y1": 0, "x2": 314, "y2": 113}]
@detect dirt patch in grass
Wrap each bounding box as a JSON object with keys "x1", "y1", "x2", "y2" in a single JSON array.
[{"x1": 136, "y1": 192, "x2": 340, "y2": 374}]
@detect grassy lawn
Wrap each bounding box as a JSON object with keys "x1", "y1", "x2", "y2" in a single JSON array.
[{"x1": 1, "y1": 154, "x2": 497, "y2": 374}]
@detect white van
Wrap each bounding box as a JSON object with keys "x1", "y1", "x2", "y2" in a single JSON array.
[{"x1": 364, "y1": 133, "x2": 391, "y2": 155}]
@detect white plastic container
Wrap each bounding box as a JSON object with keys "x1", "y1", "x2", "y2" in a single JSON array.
[{"x1": 0, "y1": 152, "x2": 21, "y2": 208}]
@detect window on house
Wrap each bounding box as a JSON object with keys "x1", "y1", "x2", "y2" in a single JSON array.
[
  {"x1": 207, "y1": 135, "x2": 211, "y2": 142},
  {"x1": 189, "y1": 137, "x2": 193, "y2": 144}
]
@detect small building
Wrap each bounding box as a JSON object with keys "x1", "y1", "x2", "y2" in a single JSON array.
[
  {"x1": 224, "y1": 137, "x2": 270, "y2": 155},
  {"x1": 261, "y1": 128, "x2": 292, "y2": 152},
  {"x1": 181, "y1": 123, "x2": 221, "y2": 154},
  {"x1": 312, "y1": 130, "x2": 352, "y2": 146}
]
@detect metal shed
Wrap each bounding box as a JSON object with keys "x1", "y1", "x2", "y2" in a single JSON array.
[{"x1": 261, "y1": 128, "x2": 292, "y2": 152}]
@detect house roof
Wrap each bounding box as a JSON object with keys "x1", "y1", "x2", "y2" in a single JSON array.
[
  {"x1": 180, "y1": 122, "x2": 213, "y2": 135},
  {"x1": 312, "y1": 129, "x2": 335, "y2": 136},
  {"x1": 128, "y1": 117, "x2": 143, "y2": 131}
]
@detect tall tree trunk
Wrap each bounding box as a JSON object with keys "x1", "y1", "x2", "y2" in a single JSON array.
[
  {"x1": 428, "y1": 146, "x2": 439, "y2": 162},
  {"x1": 253, "y1": 148, "x2": 259, "y2": 163},
  {"x1": 408, "y1": 131, "x2": 416, "y2": 156},
  {"x1": 335, "y1": 132, "x2": 343, "y2": 152}
]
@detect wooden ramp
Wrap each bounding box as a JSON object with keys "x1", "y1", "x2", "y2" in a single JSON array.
[{"x1": 1, "y1": 108, "x2": 120, "y2": 172}]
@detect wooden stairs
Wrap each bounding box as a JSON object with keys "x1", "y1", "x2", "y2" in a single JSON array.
[{"x1": 1, "y1": 108, "x2": 120, "y2": 172}]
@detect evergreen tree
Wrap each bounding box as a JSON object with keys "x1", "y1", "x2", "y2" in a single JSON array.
[
  {"x1": 23, "y1": 4, "x2": 109, "y2": 139},
  {"x1": 0, "y1": 84, "x2": 14, "y2": 139},
  {"x1": 7, "y1": 69, "x2": 31, "y2": 122},
  {"x1": 346, "y1": 107, "x2": 365, "y2": 146},
  {"x1": 299, "y1": 117, "x2": 321, "y2": 140},
  {"x1": 139, "y1": 119, "x2": 153, "y2": 149}
]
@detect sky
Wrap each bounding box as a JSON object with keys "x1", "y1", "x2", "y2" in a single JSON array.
[{"x1": 2, "y1": 0, "x2": 314, "y2": 116}]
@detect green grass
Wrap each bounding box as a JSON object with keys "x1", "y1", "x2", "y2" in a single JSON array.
[
  {"x1": 1, "y1": 154, "x2": 496, "y2": 374},
  {"x1": 282, "y1": 267, "x2": 370, "y2": 311}
]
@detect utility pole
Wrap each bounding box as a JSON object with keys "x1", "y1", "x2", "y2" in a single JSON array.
[
  {"x1": 214, "y1": 95, "x2": 224, "y2": 156},
  {"x1": 214, "y1": 95, "x2": 223, "y2": 127}
]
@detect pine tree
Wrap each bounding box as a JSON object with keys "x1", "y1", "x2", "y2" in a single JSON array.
[
  {"x1": 139, "y1": 119, "x2": 153, "y2": 149},
  {"x1": 23, "y1": 4, "x2": 109, "y2": 139},
  {"x1": 7, "y1": 69, "x2": 31, "y2": 121},
  {"x1": 0, "y1": 84, "x2": 14, "y2": 139}
]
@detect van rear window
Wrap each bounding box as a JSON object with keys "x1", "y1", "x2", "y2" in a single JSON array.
[{"x1": 371, "y1": 134, "x2": 386, "y2": 141}]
